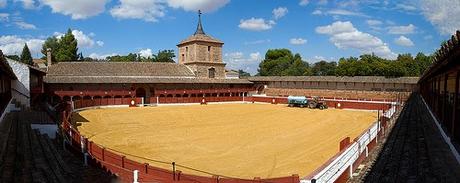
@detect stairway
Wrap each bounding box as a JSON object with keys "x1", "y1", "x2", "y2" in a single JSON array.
[{"x1": 0, "y1": 101, "x2": 114, "y2": 183}]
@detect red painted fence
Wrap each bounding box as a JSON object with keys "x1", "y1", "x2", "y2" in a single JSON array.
[{"x1": 62, "y1": 95, "x2": 401, "y2": 183}]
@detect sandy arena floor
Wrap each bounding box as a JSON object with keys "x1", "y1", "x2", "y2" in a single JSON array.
[{"x1": 73, "y1": 103, "x2": 376, "y2": 179}]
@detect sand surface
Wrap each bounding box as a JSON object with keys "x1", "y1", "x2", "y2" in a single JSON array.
[{"x1": 73, "y1": 103, "x2": 376, "y2": 179}]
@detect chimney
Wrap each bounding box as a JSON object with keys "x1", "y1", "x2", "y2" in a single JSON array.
[{"x1": 46, "y1": 48, "x2": 52, "y2": 66}]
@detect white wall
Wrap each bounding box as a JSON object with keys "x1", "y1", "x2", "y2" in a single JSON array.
[{"x1": 6, "y1": 59, "x2": 30, "y2": 107}]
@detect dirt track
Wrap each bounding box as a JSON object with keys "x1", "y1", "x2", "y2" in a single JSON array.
[{"x1": 73, "y1": 103, "x2": 376, "y2": 179}]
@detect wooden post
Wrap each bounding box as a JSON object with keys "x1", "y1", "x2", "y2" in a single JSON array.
[
  {"x1": 121, "y1": 156, "x2": 125, "y2": 168},
  {"x1": 452, "y1": 71, "x2": 459, "y2": 136}
]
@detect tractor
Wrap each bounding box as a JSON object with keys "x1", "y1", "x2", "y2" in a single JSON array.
[{"x1": 307, "y1": 96, "x2": 328, "y2": 110}]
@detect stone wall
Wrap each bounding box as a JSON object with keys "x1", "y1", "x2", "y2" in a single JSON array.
[
  {"x1": 7, "y1": 59, "x2": 30, "y2": 107},
  {"x1": 267, "y1": 81, "x2": 415, "y2": 92},
  {"x1": 264, "y1": 88, "x2": 411, "y2": 100}
]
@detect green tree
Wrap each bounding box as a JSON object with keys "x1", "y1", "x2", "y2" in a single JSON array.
[
  {"x1": 5, "y1": 55, "x2": 20, "y2": 61},
  {"x1": 312, "y1": 61, "x2": 337, "y2": 76},
  {"x1": 414, "y1": 52, "x2": 432, "y2": 76},
  {"x1": 107, "y1": 53, "x2": 138, "y2": 62},
  {"x1": 153, "y1": 50, "x2": 175, "y2": 63},
  {"x1": 41, "y1": 36, "x2": 59, "y2": 62},
  {"x1": 238, "y1": 69, "x2": 251, "y2": 77},
  {"x1": 41, "y1": 29, "x2": 79, "y2": 62},
  {"x1": 258, "y1": 49, "x2": 311, "y2": 76},
  {"x1": 55, "y1": 29, "x2": 78, "y2": 62},
  {"x1": 20, "y1": 43, "x2": 33, "y2": 65}
]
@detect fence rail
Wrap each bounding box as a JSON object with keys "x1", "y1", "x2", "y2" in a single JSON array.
[{"x1": 301, "y1": 104, "x2": 400, "y2": 183}]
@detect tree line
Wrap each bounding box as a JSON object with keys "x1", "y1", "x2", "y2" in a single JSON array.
[
  {"x1": 257, "y1": 49, "x2": 432, "y2": 77},
  {"x1": 5, "y1": 28, "x2": 175, "y2": 65}
]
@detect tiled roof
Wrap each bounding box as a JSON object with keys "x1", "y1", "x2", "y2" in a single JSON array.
[
  {"x1": 248, "y1": 76, "x2": 419, "y2": 84},
  {"x1": 44, "y1": 76, "x2": 252, "y2": 84},
  {"x1": 0, "y1": 56, "x2": 17, "y2": 79},
  {"x1": 178, "y1": 34, "x2": 224, "y2": 45},
  {"x1": 44, "y1": 62, "x2": 252, "y2": 84},
  {"x1": 46, "y1": 62, "x2": 195, "y2": 77},
  {"x1": 419, "y1": 30, "x2": 460, "y2": 82}
]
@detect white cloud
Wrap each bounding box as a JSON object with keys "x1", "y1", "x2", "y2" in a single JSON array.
[
  {"x1": 244, "y1": 39, "x2": 271, "y2": 45},
  {"x1": 0, "y1": 35, "x2": 44, "y2": 56},
  {"x1": 289, "y1": 38, "x2": 307, "y2": 45},
  {"x1": 316, "y1": 21, "x2": 397, "y2": 59},
  {"x1": 96, "y1": 41, "x2": 104, "y2": 47},
  {"x1": 395, "y1": 4, "x2": 417, "y2": 11},
  {"x1": 0, "y1": 0, "x2": 6, "y2": 8},
  {"x1": 14, "y1": 0, "x2": 37, "y2": 9},
  {"x1": 139, "y1": 48, "x2": 153, "y2": 58},
  {"x1": 239, "y1": 18, "x2": 275, "y2": 31},
  {"x1": 299, "y1": 0, "x2": 309, "y2": 6},
  {"x1": 42, "y1": 0, "x2": 109, "y2": 19},
  {"x1": 318, "y1": 0, "x2": 328, "y2": 5},
  {"x1": 326, "y1": 9, "x2": 368, "y2": 17},
  {"x1": 421, "y1": 0, "x2": 460, "y2": 35},
  {"x1": 388, "y1": 24, "x2": 416, "y2": 34},
  {"x1": 110, "y1": 0, "x2": 166, "y2": 22},
  {"x1": 366, "y1": 19, "x2": 382, "y2": 26},
  {"x1": 167, "y1": 0, "x2": 229, "y2": 12},
  {"x1": 394, "y1": 36, "x2": 414, "y2": 47},
  {"x1": 15, "y1": 21, "x2": 37, "y2": 30},
  {"x1": 312, "y1": 10, "x2": 322, "y2": 15},
  {"x1": 0, "y1": 13, "x2": 8, "y2": 22},
  {"x1": 224, "y1": 52, "x2": 261, "y2": 74},
  {"x1": 89, "y1": 53, "x2": 118, "y2": 60},
  {"x1": 272, "y1": 7, "x2": 288, "y2": 20},
  {"x1": 314, "y1": 56, "x2": 326, "y2": 61},
  {"x1": 423, "y1": 35, "x2": 433, "y2": 40},
  {"x1": 54, "y1": 30, "x2": 103, "y2": 48}
]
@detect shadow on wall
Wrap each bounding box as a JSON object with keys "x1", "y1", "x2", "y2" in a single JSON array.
[{"x1": 71, "y1": 113, "x2": 89, "y2": 127}]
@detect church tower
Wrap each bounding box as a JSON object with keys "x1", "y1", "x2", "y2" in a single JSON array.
[{"x1": 177, "y1": 11, "x2": 226, "y2": 79}]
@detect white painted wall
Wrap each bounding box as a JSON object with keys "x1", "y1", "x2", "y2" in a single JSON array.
[{"x1": 6, "y1": 59, "x2": 30, "y2": 107}]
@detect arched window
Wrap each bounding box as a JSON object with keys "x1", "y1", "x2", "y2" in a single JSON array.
[{"x1": 208, "y1": 68, "x2": 215, "y2": 79}]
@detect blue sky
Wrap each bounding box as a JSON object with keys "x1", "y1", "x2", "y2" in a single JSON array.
[{"x1": 0, "y1": 0, "x2": 459, "y2": 74}]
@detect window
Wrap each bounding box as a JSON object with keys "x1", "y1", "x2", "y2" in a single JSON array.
[
  {"x1": 208, "y1": 68, "x2": 215, "y2": 78},
  {"x1": 208, "y1": 46, "x2": 211, "y2": 52}
]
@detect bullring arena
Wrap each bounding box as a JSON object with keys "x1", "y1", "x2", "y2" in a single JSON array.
[{"x1": 72, "y1": 103, "x2": 376, "y2": 178}]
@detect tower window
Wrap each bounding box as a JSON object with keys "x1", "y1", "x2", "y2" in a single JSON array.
[
  {"x1": 208, "y1": 68, "x2": 215, "y2": 79},
  {"x1": 208, "y1": 46, "x2": 211, "y2": 52}
]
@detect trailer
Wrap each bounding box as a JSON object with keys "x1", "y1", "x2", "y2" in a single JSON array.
[{"x1": 287, "y1": 96, "x2": 308, "y2": 108}]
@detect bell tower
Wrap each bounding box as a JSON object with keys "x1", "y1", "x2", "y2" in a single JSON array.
[{"x1": 177, "y1": 10, "x2": 226, "y2": 79}]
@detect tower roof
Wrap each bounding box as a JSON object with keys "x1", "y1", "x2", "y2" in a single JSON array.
[
  {"x1": 178, "y1": 10, "x2": 223, "y2": 46},
  {"x1": 194, "y1": 10, "x2": 205, "y2": 35}
]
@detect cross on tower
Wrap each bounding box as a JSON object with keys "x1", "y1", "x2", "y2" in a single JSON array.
[{"x1": 194, "y1": 10, "x2": 205, "y2": 35}]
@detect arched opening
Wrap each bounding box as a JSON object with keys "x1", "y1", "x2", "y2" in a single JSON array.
[
  {"x1": 167, "y1": 94, "x2": 173, "y2": 97},
  {"x1": 212, "y1": 93, "x2": 217, "y2": 97},
  {"x1": 63, "y1": 96, "x2": 71, "y2": 102},
  {"x1": 197, "y1": 93, "x2": 203, "y2": 97},
  {"x1": 183, "y1": 94, "x2": 189, "y2": 97},
  {"x1": 205, "y1": 93, "x2": 211, "y2": 97},
  {"x1": 114, "y1": 95, "x2": 123, "y2": 105},
  {"x1": 208, "y1": 68, "x2": 215, "y2": 79},
  {"x1": 136, "y1": 88, "x2": 147, "y2": 104},
  {"x1": 160, "y1": 94, "x2": 165, "y2": 97},
  {"x1": 175, "y1": 94, "x2": 181, "y2": 97},
  {"x1": 73, "y1": 96, "x2": 81, "y2": 101},
  {"x1": 191, "y1": 94, "x2": 197, "y2": 97},
  {"x1": 94, "y1": 96, "x2": 102, "y2": 106}
]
